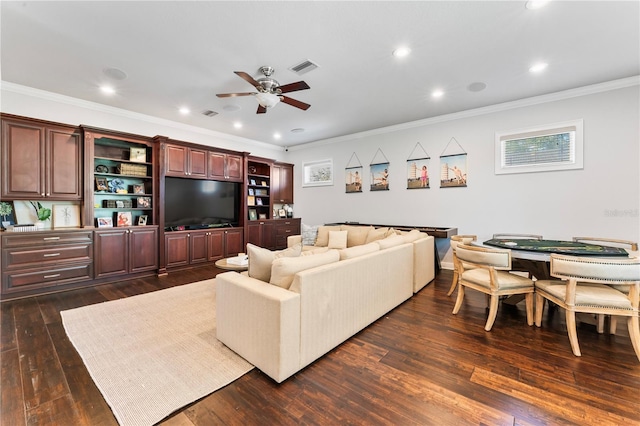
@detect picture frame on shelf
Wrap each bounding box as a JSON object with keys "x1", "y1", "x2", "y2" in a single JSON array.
[
  {"x1": 97, "y1": 217, "x2": 113, "y2": 228},
  {"x1": 278, "y1": 209, "x2": 286, "y2": 218},
  {"x1": 247, "y1": 195, "x2": 256, "y2": 206},
  {"x1": 0, "y1": 201, "x2": 17, "y2": 230},
  {"x1": 95, "y1": 177, "x2": 109, "y2": 191},
  {"x1": 115, "y1": 200, "x2": 125, "y2": 208},
  {"x1": 137, "y1": 215, "x2": 148, "y2": 226},
  {"x1": 248, "y1": 209, "x2": 258, "y2": 220},
  {"x1": 256, "y1": 198, "x2": 263, "y2": 206},
  {"x1": 250, "y1": 179, "x2": 257, "y2": 186},
  {"x1": 132, "y1": 184, "x2": 145, "y2": 194},
  {"x1": 258, "y1": 213, "x2": 267, "y2": 219},
  {"x1": 129, "y1": 147, "x2": 147, "y2": 163},
  {"x1": 261, "y1": 181, "x2": 268, "y2": 187},
  {"x1": 136, "y1": 197, "x2": 151, "y2": 208},
  {"x1": 248, "y1": 188, "x2": 255, "y2": 196},
  {"x1": 52, "y1": 204, "x2": 81, "y2": 229},
  {"x1": 116, "y1": 211, "x2": 132, "y2": 227}
]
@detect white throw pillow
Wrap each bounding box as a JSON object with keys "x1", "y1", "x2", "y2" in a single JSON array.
[
  {"x1": 339, "y1": 242, "x2": 380, "y2": 260},
  {"x1": 328, "y1": 230, "x2": 348, "y2": 249},
  {"x1": 314, "y1": 225, "x2": 341, "y2": 247},
  {"x1": 301, "y1": 223, "x2": 320, "y2": 246},
  {"x1": 270, "y1": 249, "x2": 340, "y2": 289},
  {"x1": 247, "y1": 243, "x2": 302, "y2": 282}
]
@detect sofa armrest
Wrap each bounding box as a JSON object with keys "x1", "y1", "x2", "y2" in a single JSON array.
[
  {"x1": 287, "y1": 234, "x2": 302, "y2": 248},
  {"x1": 413, "y1": 235, "x2": 435, "y2": 292},
  {"x1": 216, "y1": 271, "x2": 301, "y2": 383}
]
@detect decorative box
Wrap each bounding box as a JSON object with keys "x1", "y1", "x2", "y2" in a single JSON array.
[
  {"x1": 117, "y1": 163, "x2": 147, "y2": 176},
  {"x1": 103, "y1": 199, "x2": 132, "y2": 208}
]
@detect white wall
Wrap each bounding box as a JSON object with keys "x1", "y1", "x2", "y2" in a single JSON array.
[{"x1": 286, "y1": 83, "x2": 640, "y2": 267}]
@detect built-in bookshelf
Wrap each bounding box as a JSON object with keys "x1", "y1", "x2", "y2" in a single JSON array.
[{"x1": 247, "y1": 159, "x2": 271, "y2": 220}]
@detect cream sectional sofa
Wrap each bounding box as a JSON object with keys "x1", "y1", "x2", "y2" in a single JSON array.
[{"x1": 215, "y1": 227, "x2": 435, "y2": 383}]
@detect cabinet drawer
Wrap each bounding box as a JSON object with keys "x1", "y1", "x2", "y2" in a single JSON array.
[
  {"x1": 4, "y1": 244, "x2": 92, "y2": 269},
  {"x1": 2, "y1": 231, "x2": 93, "y2": 248},
  {"x1": 2, "y1": 263, "x2": 93, "y2": 293},
  {"x1": 275, "y1": 225, "x2": 298, "y2": 236}
]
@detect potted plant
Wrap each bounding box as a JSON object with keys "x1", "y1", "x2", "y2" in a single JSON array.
[
  {"x1": 30, "y1": 201, "x2": 51, "y2": 229},
  {"x1": 0, "y1": 201, "x2": 13, "y2": 230}
]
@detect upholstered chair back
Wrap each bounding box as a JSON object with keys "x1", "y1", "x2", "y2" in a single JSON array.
[{"x1": 455, "y1": 244, "x2": 511, "y2": 271}]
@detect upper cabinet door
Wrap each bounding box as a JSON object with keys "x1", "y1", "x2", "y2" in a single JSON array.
[
  {"x1": 165, "y1": 144, "x2": 188, "y2": 176},
  {"x1": 1, "y1": 116, "x2": 82, "y2": 200},
  {"x1": 225, "y1": 154, "x2": 243, "y2": 182},
  {"x1": 209, "y1": 152, "x2": 243, "y2": 182},
  {"x1": 272, "y1": 163, "x2": 294, "y2": 204},
  {"x1": 188, "y1": 148, "x2": 208, "y2": 178}
]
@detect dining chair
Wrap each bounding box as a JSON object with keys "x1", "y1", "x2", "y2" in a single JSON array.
[
  {"x1": 492, "y1": 233, "x2": 543, "y2": 240},
  {"x1": 452, "y1": 244, "x2": 534, "y2": 331},
  {"x1": 572, "y1": 237, "x2": 639, "y2": 334},
  {"x1": 534, "y1": 254, "x2": 640, "y2": 362},
  {"x1": 447, "y1": 234, "x2": 477, "y2": 297}
]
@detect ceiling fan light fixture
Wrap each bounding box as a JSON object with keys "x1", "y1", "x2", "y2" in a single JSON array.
[{"x1": 255, "y1": 92, "x2": 280, "y2": 108}]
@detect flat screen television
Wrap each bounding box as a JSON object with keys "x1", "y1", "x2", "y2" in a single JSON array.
[{"x1": 164, "y1": 177, "x2": 240, "y2": 229}]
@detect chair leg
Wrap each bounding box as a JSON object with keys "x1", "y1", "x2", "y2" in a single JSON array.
[
  {"x1": 597, "y1": 314, "x2": 605, "y2": 334},
  {"x1": 534, "y1": 294, "x2": 545, "y2": 327},
  {"x1": 452, "y1": 284, "x2": 465, "y2": 314},
  {"x1": 566, "y1": 310, "x2": 582, "y2": 357},
  {"x1": 484, "y1": 295, "x2": 500, "y2": 331},
  {"x1": 524, "y1": 293, "x2": 534, "y2": 326},
  {"x1": 610, "y1": 316, "x2": 618, "y2": 334},
  {"x1": 627, "y1": 316, "x2": 640, "y2": 362},
  {"x1": 446, "y1": 271, "x2": 458, "y2": 296}
]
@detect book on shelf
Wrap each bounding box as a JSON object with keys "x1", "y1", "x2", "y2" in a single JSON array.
[{"x1": 247, "y1": 195, "x2": 255, "y2": 206}]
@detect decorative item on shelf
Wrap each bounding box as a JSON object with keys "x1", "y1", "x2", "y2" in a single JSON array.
[
  {"x1": 248, "y1": 188, "x2": 255, "y2": 196},
  {"x1": 116, "y1": 200, "x2": 125, "y2": 208},
  {"x1": 116, "y1": 211, "x2": 132, "y2": 227},
  {"x1": 104, "y1": 200, "x2": 132, "y2": 208},
  {"x1": 109, "y1": 178, "x2": 125, "y2": 193},
  {"x1": 256, "y1": 198, "x2": 263, "y2": 206},
  {"x1": 52, "y1": 205, "x2": 81, "y2": 229},
  {"x1": 247, "y1": 195, "x2": 256, "y2": 206},
  {"x1": 129, "y1": 147, "x2": 147, "y2": 163},
  {"x1": 248, "y1": 165, "x2": 257, "y2": 174},
  {"x1": 117, "y1": 163, "x2": 147, "y2": 176},
  {"x1": 278, "y1": 208, "x2": 286, "y2": 218},
  {"x1": 137, "y1": 215, "x2": 148, "y2": 226},
  {"x1": 248, "y1": 209, "x2": 258, "y2": 220},
  {"x1": 95, "y1": 177, "x2": 109, "y2": 191},
  {"x1": 259, "y1": 213, "x2": 267, "y2": 219},
  {"x1": 132, "y1": 184, "x2": 145, "y2": 194},
  {"x1": 136, "y1": 197, "x2": 151, "y2": 208},
  {"x1": 250, "y1": 179, "x2": 257, "y2": 186},
  {"x1": 95, "y1": 164, "x2": 109, "y2": 173},
  {"x1": 29, "y1": 201, "x2": 51, "y2": 229},
  {"x1": 261, "y1": 181, "x2": 268, "y2": 187},
  {"x1": 0, "y1": 201, "x2": 16, "y2": 230},
  {"x1": 286, "y1": 205, "x2": 293, "y2": 218},
  {"x1": 97, "y1": 217, "x2": 113, "y2": 228}
]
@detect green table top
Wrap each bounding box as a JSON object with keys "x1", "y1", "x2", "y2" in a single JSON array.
[{"x1": 483, "y1": 238, "x2": 629, "y2": 256}]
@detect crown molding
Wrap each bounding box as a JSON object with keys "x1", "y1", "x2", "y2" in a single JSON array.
[
  {"x1": 0, "y1": 81, "x2": 280, "y2": 152},
  {"x1": 289, "y1": 75, "x2": 640, "y2": 151}
]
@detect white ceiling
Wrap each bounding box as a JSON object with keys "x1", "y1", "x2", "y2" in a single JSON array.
[{"x1": 2, "y1": 1, "x2": 638, "y2": 147}]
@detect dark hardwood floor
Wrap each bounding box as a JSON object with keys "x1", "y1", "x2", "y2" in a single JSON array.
[{"x1": 2, "y1": 267, "x2": 639, "y2": 425}]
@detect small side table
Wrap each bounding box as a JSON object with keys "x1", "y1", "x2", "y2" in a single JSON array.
[{"x1": 215, "y1": 257, "x2": 249, "y2": 272}]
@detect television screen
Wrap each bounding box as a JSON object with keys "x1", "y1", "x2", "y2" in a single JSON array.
[{"x1": 164, "y1": 177, "x2": 240, "y2": 229}]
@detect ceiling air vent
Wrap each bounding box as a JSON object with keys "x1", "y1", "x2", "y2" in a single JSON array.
[
  {"x1": 289, "y1": 59, "x2": 319, "y2": 75},
  {"x1": 201, "y1": 109, "x2": 218, "y2": 117}
]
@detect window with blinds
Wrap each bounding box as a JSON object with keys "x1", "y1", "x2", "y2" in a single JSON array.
[{"x1": 495, "y1": 119, "x2": 583, "y2": 175}]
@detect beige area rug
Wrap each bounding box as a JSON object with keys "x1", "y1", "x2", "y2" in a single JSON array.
[{"x1": 61, "y1": 279, "x2": 254, "y2": 426}]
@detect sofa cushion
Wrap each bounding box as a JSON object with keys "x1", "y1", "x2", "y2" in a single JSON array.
[
  {"x1": 339, "y1": 242, "x2": 380, "y2": 260},
  {"x1": 364, "y1": 227, "x2": 389, "y2": 244},
  {"x1": 401, "y1": 229, "x2": 424, "y2": 243},
  {"x1": 301, "y1": 246, "x2": 330, "y2": 256},
  {"x1": 270, "y1": 249, "x2": 340, "y2": 289},
  {"x1": 301, "y1": 223, "x2": 320, "y2": 246},
  {"x1": 247, "y1": 243, "x2": 302, "y2": 282},
  {"x1": 376, "y1": 235, "x2": 407, "y2": 250},
  {"x1": 314, "y1": 225, "x2": 341, "y2": 247},
  {"x1": 340, "y1": 225, "x2": 373, "y2": 247},
  {"x1": 328, "y1": 230, "x2": 348, "y2": 249}
]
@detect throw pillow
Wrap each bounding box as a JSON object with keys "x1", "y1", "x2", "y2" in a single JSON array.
[
  {"x1": 301, "y1": 246, "x2": 330, "y2": 256},
  {"x1": 339, "y1": 242, "x2": 380, "y2": 260},
  {"x1": 314, "y1": 225, "x2": 341, "y2": 247},
  {"x1": 247, "y1": 243, "x2": 302, "y2": 282},
  {"x1": 376, "y1": 235, "x2": 406, "y2": 250},
  {"x1": 301, "y1": 223, "x2": 320, "y2": 246},
  {"x1": 270, "y1": 249, "x2": 340, "y2": 289},
  {"x1": 340, "y1": 225, "x2": 373, "y2": 247},
  {"x1": 328, "y1": 230, "x2": 348, "y2": 249},
  {"x1": 402, "y1": 229, "x2": 423, "y2": 243},
  {"x1": 364, "y1": 227, "x2": 389, "y2": 244}
]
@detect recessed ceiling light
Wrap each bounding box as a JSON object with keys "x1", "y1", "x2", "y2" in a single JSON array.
[
  {"x1": 290, "y1": 128, "x2": 305, "y2": 133},
  {"x1": 431, "y1": 89, "x2": 444, "y2": 98},
  {"x1": 100, "y1": 85, "x2": 115, "y2": 95},
  {"x1": 179, "y1": 107, "x2": 190, "y2": 115},
  {"x1": 233, "y1": 122, "x2": 242, "y2": 129},
  {"x1": 392, "y1": 46, "x2": 411, "y2": 58},
  {"x1": 273, "y1": 133, "x2": 282, "y2": 140},
  {"x1": 529, "y1": 62, "x2": 548, "y2": 73},
  {"x1": 526, "y1": 0, "x2": 550, "y2": 10}
]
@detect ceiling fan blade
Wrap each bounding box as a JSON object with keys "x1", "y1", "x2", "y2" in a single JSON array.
[
  {"x1": 280, "y1": 96, "x2": 311, "y2": 111},
  {"x1": 277, "y1": 81, "x2": 310, "y2": 94},
  {"x1": 235, "y1": 71, "x2": 261, "y2": 88},
  {"x1": 257, "y1": 105, "x2": 267, "y2": 114},
  {"x1": 216, "y1": 92, "x2": 255, "y2": 98}
]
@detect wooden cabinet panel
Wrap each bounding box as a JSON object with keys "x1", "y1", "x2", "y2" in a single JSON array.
[
  {"x1": 274, "y1": 218, "x2": 300, "y2": 249},
  {"x1": 188, "y1": 149, "x2": 208, "y2": 178},
  {"x1": 208, "y1": 152, "x2": 226, "y2": 180},
  {"x1": 4, "y1": 244, "x2": 92, "y2": 269},
  {"x1": 189, "y1": 231, "x2": 208, "y2": 264},
  {"x1": 225, "y1": 154, "x2": 243, "y2": 181},
  {"x1": 272, "y1": 163, "x2": 294, "y2": 204},
  {"x1": 247, "y1": 221, "x2": 275, "y2": 250},
  {"x1": 129, "y1": 227, "x2": 158, "y2": 273},
  {"x1": 207, "y1": 230, "x2": 224, "y2": 261},
  {"x1": 224, "y1": 228, "x2": 244, "y2": 256},
  {"x1": 94, "y1": 229, "x2": 129, "y2": 278},
  {"x1": 2, "y1": 263, "x2": 93, "y2": 294},
  {"x1": 208, "y1": 152, "x2": 243, "y2": 182},
  {"x1": 1, "y1": 116, "x2": 82, "y2": 200},
  {"x1": 165, "y1": 144, "x2": 188, "y2": 176}
]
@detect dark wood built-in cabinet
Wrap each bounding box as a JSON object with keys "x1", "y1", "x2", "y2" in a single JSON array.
[
  {"x1": 209, "y1": 151, "x2": 243, "y2": 182},
  {"x1": 272, "y1": 162, "x2": 294, "y2": 204},
  {"x1": 1, "y1": 115, "x2": 82, "y2": 200},
  {"x1": 94, "y1": 226, "x2": 158, "y2": 278},
  {"x1": 247, "y1": 218, "x2": 300, "y2": 250},
  {"x1": 164, "y1": 227, "x2": 243, "y2": 269},
  {"x1": 164, "y1": 144, "x2": 208, "y2": 178}
]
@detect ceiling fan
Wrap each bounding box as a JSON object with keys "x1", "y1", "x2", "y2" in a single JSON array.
[{"x1": 216, "y1": 66, "x2": 311, "y2": 114}]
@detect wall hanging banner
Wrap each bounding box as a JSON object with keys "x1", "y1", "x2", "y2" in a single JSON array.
[
  {"x1": 369, "y1": 148, "x2": 390, "y2": 191},
  {"x1": 440, "y1": 137, "x2": 467, "y2": 157},
  {"x1": 345, "y1": 166, "x2": 363, "y2": 193},
  {"x1": 440, "y1": 153, "x2": 467, "y2": 188},
  {"x1": 407, "y1": 142, "x2": 430, "y2": 189}
]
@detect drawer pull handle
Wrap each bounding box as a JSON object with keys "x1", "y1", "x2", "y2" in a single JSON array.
[
  {"x1": 43, "y1": 237, "x2": 60, "y2": 241},
  {"x1": 43, "y1": 274, "x2": 61, "y2": 279},
  {"x1": 43, "y1": 253, "x2": 61, "y2": 257}
]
